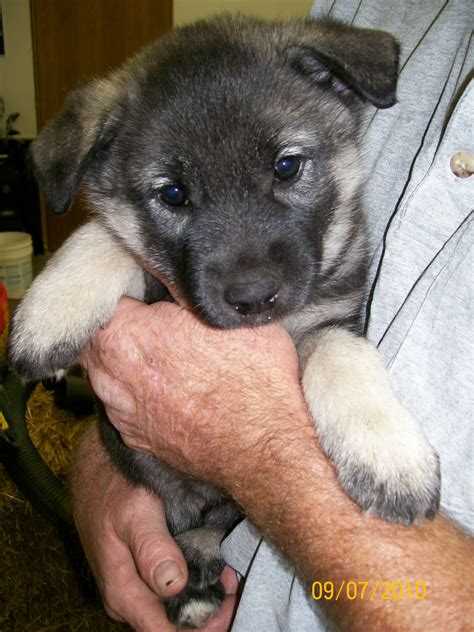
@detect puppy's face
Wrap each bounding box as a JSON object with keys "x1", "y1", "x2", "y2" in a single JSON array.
[
  {"x1": 112, "y1": 46, "x2": 355, "y2": 328},
  {"x1": 31, "y1": 16, "x2": 399, "y2": 328}
]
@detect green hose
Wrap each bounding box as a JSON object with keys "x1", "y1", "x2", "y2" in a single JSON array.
[{"x1": 0, "y1": 364, "x2": 72, "y2": 528}]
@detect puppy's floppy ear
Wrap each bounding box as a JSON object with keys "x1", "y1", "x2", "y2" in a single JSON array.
[
  {"x1": 29, "y1": 77, "x2": 123, "y2": 215},
  {"x1": 289, "y1": 19, "x2": 400, "y2": 109}
]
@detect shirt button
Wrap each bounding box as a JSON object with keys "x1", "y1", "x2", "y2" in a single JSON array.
[{"x1": 450, "y1": 151, "x2": 474, "y2": 178}]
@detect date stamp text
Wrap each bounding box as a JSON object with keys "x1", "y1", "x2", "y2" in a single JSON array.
[{"x1": 311, "y1": 580, "x2": 427, "y2": 602}]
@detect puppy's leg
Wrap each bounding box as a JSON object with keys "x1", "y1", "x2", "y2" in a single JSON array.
[
  {"x1": 301, "y1": 327, "x2": 440, "y2": 524},
  {"x1": 164, "y1": 498, "x2": 240, "y2": 628},
  {"x1": 165, "y1": 526, "x2": 227, "y2": 629},
  {"x1": 8, "y1": 219, "x2": 145, "y2": 380}
]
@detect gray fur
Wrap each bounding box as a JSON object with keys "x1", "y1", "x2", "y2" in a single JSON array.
[{"x1": 9, "y1": 15, "x2": 439, "y2": 629}]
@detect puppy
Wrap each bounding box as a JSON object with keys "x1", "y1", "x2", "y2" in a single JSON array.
[{"x1": 9, "y1": 15, "x2": 440, "y2": 628}]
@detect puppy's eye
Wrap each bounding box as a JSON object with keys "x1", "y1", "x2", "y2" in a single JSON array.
[
  {"x1": 159, "y1": 184, "x2": 188, "y2": 207},
  {"x1": 274, "y1": 155, "x2": 302, "y2": 181}
]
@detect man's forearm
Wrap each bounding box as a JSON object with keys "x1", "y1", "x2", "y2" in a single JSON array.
[
  {"x1": 75, "y1": 409, "x2": 473, "y2": 630},
  {"x1": 226, "y1": 416, "x2": 473, "y2": 631}
]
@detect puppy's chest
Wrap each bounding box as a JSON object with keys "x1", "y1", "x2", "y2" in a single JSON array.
[
  {"x1": 283, "y1": 293, "x2": 364, "y2": 343},
  {"x1": 144, "y1": 272, "x2": 173, "y2": 304}
]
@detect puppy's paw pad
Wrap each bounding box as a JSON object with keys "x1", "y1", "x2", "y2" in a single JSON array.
[{"x1": 165, "y1": 582, "x2": 224, "y2": 629}]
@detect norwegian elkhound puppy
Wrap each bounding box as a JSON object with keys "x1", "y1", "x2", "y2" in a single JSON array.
[{"x1": 9, "y1": 15, "x2": 440, "y2": 628}]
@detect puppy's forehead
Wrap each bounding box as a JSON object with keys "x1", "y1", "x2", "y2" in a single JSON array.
[
  {"x1": 134, "y1": 25, "x2": 315, "y2": 163},
  {"x1": 144, "y1": 16, "x2": 284, "y2": 91}
]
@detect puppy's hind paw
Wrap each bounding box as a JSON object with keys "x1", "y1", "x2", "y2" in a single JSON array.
[{"x1": 165, "y1": 581, "x2": 224, "y2": 629}]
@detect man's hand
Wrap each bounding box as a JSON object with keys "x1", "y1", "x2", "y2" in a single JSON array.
[
  {"x1": 71, "y1": 423, "x2": 239, "y2": 632},
  {"x1": 79, "y1": 296, "x2": 474, "y2": 632},
  {"x1": 81, "y1": 297, "x2": 308, "y2": 488},
  {"x1": 76, "y1": 297, "x2": 301, "y2": 631}
]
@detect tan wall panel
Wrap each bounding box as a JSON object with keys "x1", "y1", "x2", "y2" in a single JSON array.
[{"x1": 174, "y1": 0, "x2": 312, "y2": 25}]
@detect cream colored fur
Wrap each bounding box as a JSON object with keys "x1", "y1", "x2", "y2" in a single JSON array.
[
  {"x1": 9, "y1": 220, "x2": 145, "y2": 377},
  {"x1": 301, "y1": 327, "x2": 439, "y2": 520}
]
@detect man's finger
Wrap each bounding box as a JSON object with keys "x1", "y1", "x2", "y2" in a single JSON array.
[
  {"x1": 119, "y1": 489, "x2": 188, "y2": 598},
  {"x1": 200, "y1": 595, "x2": 238, "y2": 632},
  {"x1": 220, "y1": 566, "x2": 240, "y2": 595},
  {"x1": 100, "y1": 550, "x2": 178, "y2": 632}
]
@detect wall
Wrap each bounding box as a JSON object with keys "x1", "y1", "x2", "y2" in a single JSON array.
[
  {"x1": 0, "y1": 0, "x2": 37, "y2": 139},
  {"x1": 174, "y1": 0, "x2": 312, "y2": 25},
  {"x1": 0, "y1": 0, "x2": 313, "y2": 141}
]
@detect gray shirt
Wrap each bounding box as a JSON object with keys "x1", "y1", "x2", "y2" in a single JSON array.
[{"x1": 222, "y1": 1, "x2": 474, "y2": 629}]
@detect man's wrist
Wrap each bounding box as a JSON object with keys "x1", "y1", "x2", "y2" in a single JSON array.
[
  {"x1": 221, "y1": 400, "x2": 338, "y2": 572},
  {"x1": 70, "y1": 421, "x2": 127, "y2": 522}
]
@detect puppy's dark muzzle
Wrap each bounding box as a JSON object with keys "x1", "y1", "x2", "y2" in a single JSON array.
[{"x1": 224, "y1": 278, "x2": 280, "y2": 315}]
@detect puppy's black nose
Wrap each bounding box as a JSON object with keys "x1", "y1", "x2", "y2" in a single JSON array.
[{"x1": 224, "y1": 278, "x2": 280, "y2": 315}]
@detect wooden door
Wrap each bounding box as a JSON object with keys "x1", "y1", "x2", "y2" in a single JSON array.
[{"x1": 30, "y1": 0, "x2": 173, "y2": 251}]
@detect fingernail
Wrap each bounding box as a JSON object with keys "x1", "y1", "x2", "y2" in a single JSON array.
[{"x1": 154, "y1": 560, "x2": 183, "y2": 593}]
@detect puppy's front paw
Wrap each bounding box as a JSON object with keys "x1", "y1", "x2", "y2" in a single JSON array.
[
  {"x1": 8, "y1": 221, "x2": 146, "y2": 381},
  {"x1": 329, "y1": 402, "x2": 440, "y2": 524},
  {"x1": 302, "y1": 328, "x2": 440, "y2": 525},
  {"x1": 8, "y1": 302, "x2": 86, "y2": 381}
]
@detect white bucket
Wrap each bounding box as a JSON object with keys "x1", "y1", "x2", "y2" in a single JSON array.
[{"x1": 0, "y1": 232, "x2": 33, "y2": 299}]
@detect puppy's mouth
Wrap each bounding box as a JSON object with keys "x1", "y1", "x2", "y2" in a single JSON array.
[
  {"x1": 192, "y1": 281, "x2": 300, "y2": 330},
  {"x1": 199, "y1": 302, "x2": 282, "y2": 330},
  {"x1": 221, "y1": 303, "x2": 279, "y2": 327},
  {"x1": 223, "y1": 277, "x2": 280, "y2": 316}
]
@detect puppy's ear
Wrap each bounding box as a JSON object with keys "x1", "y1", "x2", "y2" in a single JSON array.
[
  {"x1": 29, "y1": 77, "x2": 123, "y2": 215},
  {"x1": 289, "y1": 19, "x2": 400, "y2": 109}
]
